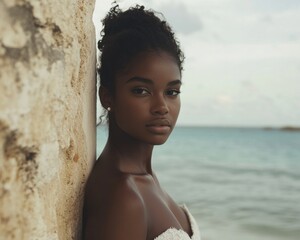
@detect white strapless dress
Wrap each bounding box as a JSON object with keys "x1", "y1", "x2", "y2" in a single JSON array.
[{"x1": 154, "y1": 205, "x2": 201, "y2": 240}]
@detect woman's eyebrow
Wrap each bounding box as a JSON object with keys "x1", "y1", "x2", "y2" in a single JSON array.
[
  {"x1": 126, "y1": 77, "x2": 182, "y2": 86},
  {"x1": 167, "y1": 79, "x2": 182, "y2": 86}
]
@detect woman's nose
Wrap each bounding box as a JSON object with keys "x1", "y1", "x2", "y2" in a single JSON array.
[{"x1": 150, "y1": 95, "x2": 169, "y2": 115}]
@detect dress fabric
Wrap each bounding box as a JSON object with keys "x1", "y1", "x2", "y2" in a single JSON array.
[{"x1": 154, "y1": 205, "x2": 201, "y2": 240}]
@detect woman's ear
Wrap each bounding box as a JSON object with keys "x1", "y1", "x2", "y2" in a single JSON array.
[{"x1": 99, "y1": 86, "x2": 112, "y2": 110}]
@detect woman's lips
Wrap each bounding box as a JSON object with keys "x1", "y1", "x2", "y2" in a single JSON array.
[{"x1": 146, "y1": 119, "x2": 171, "y2": 134}]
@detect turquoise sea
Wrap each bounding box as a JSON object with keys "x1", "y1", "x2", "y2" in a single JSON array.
[{"x1": 96, "y1": 126, "x2": 300, "y2": 240}]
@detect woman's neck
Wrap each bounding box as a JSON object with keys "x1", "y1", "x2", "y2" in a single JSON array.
[{"x1": 101, "y1": 127, "x2": 154, "y2": 175}]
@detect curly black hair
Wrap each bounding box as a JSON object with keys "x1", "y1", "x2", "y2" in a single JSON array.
[{"x1": 97, "y1": 4, "x2": 184, "y2": 94}]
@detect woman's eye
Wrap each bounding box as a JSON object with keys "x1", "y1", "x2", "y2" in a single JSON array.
[
  {"x1": 166, "y1": 89, "x2": 181, "y2": 96},
  {"x1": 131, "y1": 88, "x2": 149, "y2": 95}
]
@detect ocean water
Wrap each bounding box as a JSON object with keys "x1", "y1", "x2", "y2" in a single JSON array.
[{"x1": 96, "y1": 126, "x2": 300, "y2": 240}]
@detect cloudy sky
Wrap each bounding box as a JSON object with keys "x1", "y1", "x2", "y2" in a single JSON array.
[{"x1": 93, "y1": 0, "x2": 300, "y2": 127}]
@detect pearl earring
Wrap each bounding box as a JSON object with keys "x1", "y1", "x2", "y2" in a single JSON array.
[{"x1": 107, "y1": 107, "x2": 111, "y2": 111}]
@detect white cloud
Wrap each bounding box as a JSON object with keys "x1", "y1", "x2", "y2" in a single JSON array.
[
  {"x1": 215, "y1": 95, "x2": 233, "y2": 106},
  {"x1": 152, "y1": 1, "x2": 202, "y2": 34}
]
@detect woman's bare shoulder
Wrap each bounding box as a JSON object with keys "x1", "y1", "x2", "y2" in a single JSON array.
[
  {"x1": 82, "y1": 165, "x2": 148, "y2": 240},
  {"x1": 84, "y1": 161, "x2": 143, "y2": 205}
]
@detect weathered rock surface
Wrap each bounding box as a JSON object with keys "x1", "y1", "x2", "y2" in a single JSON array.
[{"x1": 0, "y1": 0, "x2": 96, "y2": 239}]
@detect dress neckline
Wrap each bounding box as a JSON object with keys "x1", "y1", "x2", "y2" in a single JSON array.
[{"x1": 153, "y1": 204, "x2": 200, "y2": 240}]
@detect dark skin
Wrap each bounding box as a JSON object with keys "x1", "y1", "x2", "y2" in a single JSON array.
[{"x1": 82, "y1": 51, "x2": 192, "y2": 240}]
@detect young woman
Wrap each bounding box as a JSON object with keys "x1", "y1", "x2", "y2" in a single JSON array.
[{"x1": 82, "y1": 4, "x2": 200, "y2": 240}]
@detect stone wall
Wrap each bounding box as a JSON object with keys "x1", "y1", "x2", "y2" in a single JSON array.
[{"x1": 0, "y1": 0, "x2": 96, "y2": 239}]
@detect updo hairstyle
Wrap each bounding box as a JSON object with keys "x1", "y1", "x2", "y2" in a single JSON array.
[{"x1": 97, "y1": 4, "x2": 184, "y2": 95}]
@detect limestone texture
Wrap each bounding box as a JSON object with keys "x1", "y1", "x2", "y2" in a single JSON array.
[{"x1": 0, "y1": 0, "x2": 96, "y2": 239}]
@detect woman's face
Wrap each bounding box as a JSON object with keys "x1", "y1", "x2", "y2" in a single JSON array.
[{"x1": 111, "y1": 51, "x2": 181, "y2": 145}]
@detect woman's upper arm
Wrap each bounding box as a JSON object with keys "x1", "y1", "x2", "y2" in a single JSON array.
[{"x1": 83, "y1": 182, "x2": 147, "y2": 240}]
